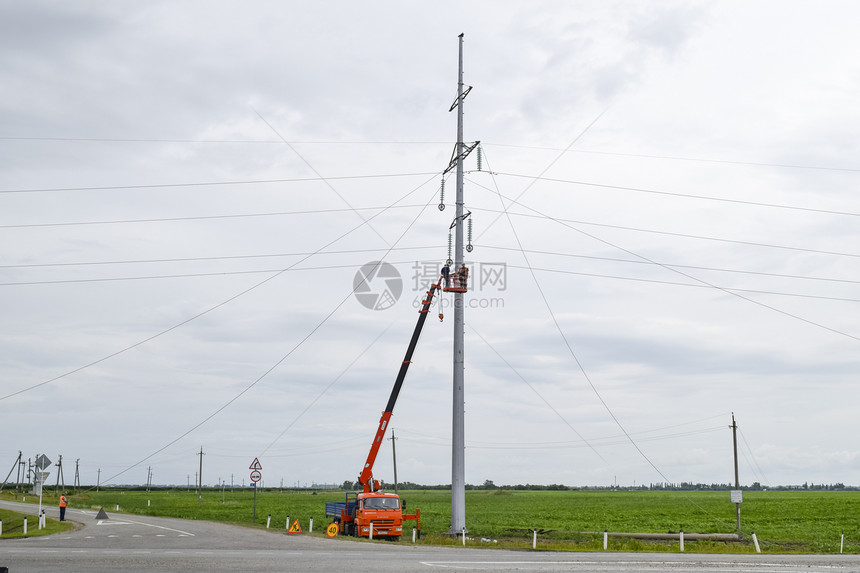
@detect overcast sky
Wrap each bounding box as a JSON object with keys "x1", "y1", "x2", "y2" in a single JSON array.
[{"x1": 3, "y1": 1, "x2": 860, "y2": 494}]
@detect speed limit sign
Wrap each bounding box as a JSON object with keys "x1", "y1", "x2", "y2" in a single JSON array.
[{"x1": 250, "y1": 470, "x2": 261, "y2": 482}]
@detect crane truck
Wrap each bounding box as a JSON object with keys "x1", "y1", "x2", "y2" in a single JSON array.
[{"x1": 325, "y1": 275, "x2": 444, "y2": 539}]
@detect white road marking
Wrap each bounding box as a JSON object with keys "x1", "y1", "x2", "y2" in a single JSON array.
[
  {"x1": 95, "y1": 517, "x2": 195, "y2": 536},
  {"x1": 419, "y1": 561, "x2": 849, "y2": 572}
]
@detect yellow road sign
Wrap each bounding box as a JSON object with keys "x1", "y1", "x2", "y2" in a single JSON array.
[{"x1": 326, "y1": 522, "x2": 339, "y2": 538}]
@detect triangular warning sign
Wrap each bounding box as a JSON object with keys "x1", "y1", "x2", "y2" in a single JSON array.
[
  {"x1": 95, "y1": 507, "x2": 109, "y2": 520},
  {"x1": 249, "y1": 457, "x2": 262, "y2": 470},
  {"x1": 288, "y1": 519, "x2": 302, "y2": 533}
]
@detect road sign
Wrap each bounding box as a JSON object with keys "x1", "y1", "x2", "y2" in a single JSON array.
[
  {"x1": 288, "y1": 519, "x2": 302, "y2": 533},
  {"x1": 35, "y1": 454, "x2": 51, "y2": 471},
  {"x1": 249, "y1": 457, "x2": 262, "y2": 471},
  {"x1": 250, "y1": 470, "x2": 261, "y2": 483},
  {"x1": 326, "y1": 522, "x2": 339, "y2": 538}
]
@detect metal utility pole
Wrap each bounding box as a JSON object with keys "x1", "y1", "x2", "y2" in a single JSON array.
[
  {"x1": 450, "y1": 32, "x2": 468, "y2": 535},
  {"x1": 731, "y1": 413, "x2": 741, "y2": 532},
  {"x1": 74, "y1": 459, "x2": 81, "y2": 493},
  {"x1": 389, "y1": 428, "x2": 399, "y2": 495}
]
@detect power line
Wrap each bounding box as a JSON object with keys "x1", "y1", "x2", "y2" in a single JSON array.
[
  {"x1": 252, "y1": 109, "x2": 393, "y2": 248},
  {"x1": 6, "y1": 243, "x2": 858, "y2": 289},
  {"x1": 260, "y1": 321, "x2": 396, "y2": 455},
  {"x1": 0, "y1": 175, "x2": 439, "y2": 403},
  {"x1": 0, "y1": 204, "x2": 427, "y2": 229},
  {"x1": 0, "y1": 246, "x2": 437, "y2": 270},
  {"x1": 465, "y1": 413, "x2": 731, "y2": 447},
  {"x1": 0, "y1": 172, "x2": 438, "y2": 194},
  {"x1": 7, "y1": 260, "x2": 860, "y2": 304},
  {"x1": 483, "y1": 143, "x2": 860, "y2": 173},
  {"x1": 479, "y1": 147, "x2": 743, "y2": 534},
  {"x1": 381, "y1": 424, "x2": 725, "y2": 451},
  {"x1": 96, "y1": 181, "x2": 441, "y2": 488},
  {"x1": 487, "y1": 171, "x2": 860, "y2": 218},
  {"x1": 481, "y1": 245, "x2": 860, "y2": 286},
  {"x1": 468, "y1": 206, "x2": 860, "y2": 259},
  {"x1": 6, "y1": 133, "x2": 858, "y2": 172},
  {"x1": 0, "y1": 135, "x2": 449, "y2": 145},
  {"x1": 0, "y1": 259, "x2": 428, "y2": 287},
  {"x1": 466, "y1": 427, "x2": 725, "y2": 450},
  {"x1": 513, "y1": 264, "x2": 860, "y2": 304},
  {"x1": 479, "y1": 148, "x2": 674, "y2": 484},
  {"x1": 61, "y1": 174, "x2": 442, "y2": 489},
  {"x1": 476, "y1": 109, "x2": 609, "y2": 242},
  {"x1": 487, "y1": 189, "x2": 860, "y2": 342},
  {"x1": 468, "y1": 323, "x2": 611, "y2": 467},
  {"x1": 738, "y1": 427, "x2": 771, "y2": 488}
]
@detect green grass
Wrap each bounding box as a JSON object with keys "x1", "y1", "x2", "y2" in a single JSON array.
[
  {"x1": 0, "y1": 507, "x2": 75, "y2": 539},
  {"x1": 6, "y1": 488, "x2": 860, "y2": 553}
]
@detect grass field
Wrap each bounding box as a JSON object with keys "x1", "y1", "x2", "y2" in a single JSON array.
[
  {"x1": 5, "y1": 488, "x2": 860, "y2": 553},
  {"x1": 0, "y1": 507, "x2": 75, "y2": 539}
]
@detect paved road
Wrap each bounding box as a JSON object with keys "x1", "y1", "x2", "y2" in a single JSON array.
[{"x1": 3, "y1": 500, "x2": 860, "y2": 572}]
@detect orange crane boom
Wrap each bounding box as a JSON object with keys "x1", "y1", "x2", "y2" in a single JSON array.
[{"x1": 358, "y1": 276, "x2": 442, "y2": 492}]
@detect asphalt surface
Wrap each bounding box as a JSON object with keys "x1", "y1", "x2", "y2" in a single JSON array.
[{"x1": 2, "y1": 499, "x2": 860, "y2": 572}]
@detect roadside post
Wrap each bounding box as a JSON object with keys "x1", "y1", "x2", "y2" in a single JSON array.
[{"x1": 249, "y1": 457, "x2": 262, "y2": 521}]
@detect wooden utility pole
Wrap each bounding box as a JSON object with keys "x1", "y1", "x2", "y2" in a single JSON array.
[
  {"x1": 731, "y1": 413, "x2": 741, "y2": 532},
  {"x1": 197, "y1": 447, "x2": 204, "y2": 505},
  {"x1": 55, "y1": 455, "x2": 65, "y2": 494},
  {"x1": 0, "y1": 451, "x2": 22, "y2": 492},
  {"x1": 74, "y1": 459, "x2": 81, "y2": 493}
]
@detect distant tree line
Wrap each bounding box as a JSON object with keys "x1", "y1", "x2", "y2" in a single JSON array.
[
  {"x1": 46, "y1": 480, "x2": 858, "y2": 492},
  {"x1": 339, "y1": 479, "x2": 859, "y2": 492}
]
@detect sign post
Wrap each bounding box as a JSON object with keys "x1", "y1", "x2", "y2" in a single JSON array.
[
  {"x1": 249, "y1": 458, "x2": 262, "y2": 521},
  {"x1": 34, "y1": 454, "x2": 51, "y2": 526}
]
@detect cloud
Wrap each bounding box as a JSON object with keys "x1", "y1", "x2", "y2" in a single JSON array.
[{"x1": 2, "y1": 1, "x2": 860, "y2": 491}]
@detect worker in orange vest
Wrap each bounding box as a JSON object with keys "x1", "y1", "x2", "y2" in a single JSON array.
[
  {"x1": 59, "y1": 492, "x2": 68, "y2": 521},
  {"x1": 458, "y1": 265, "x2": 468, "y2": 289}
]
